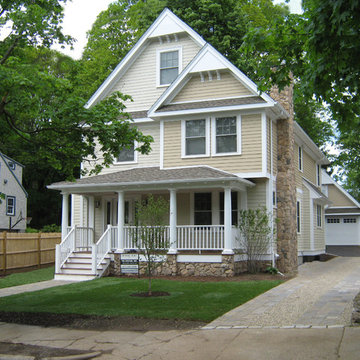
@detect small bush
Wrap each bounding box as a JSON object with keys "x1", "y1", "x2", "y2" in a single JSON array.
[
  {"x1": 41, "y1": 224, "x2": 61, "y2": 233},
  {"x1": 25, "y1": 227, "x2": 39, "y2": 233}
]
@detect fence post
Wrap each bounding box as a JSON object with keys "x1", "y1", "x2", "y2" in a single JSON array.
[
  {"x1": 92, "y1": 244, "x2": 97, "y2": 275},
  {"x1": 55, "y1": 244, "x2": 61, "y2": 274},
  {"x1": 3, "y1": 232, "x2": 7, "y2": 276},
  {"x1": 37, "y1": 232, "x2": 41, "y2": 269}
]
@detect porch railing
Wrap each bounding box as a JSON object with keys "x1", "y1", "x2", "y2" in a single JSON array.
[
  {"x1": 92, "y1": 225, "x2": 112, "y2": 274},
  {"x1": 56, "y1": 226, "x2": 75, "y2": 273},
  {"x1": 177, "y1": 225, "x2": 225, "y2": 250},
  {"x1": 123, "y1": 226, "x2": 170, "y2": 250}
]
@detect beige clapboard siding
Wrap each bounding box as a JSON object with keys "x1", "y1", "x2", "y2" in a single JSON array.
[
  {"x1": 272, "y1": 120, "x2": 277, "y2": 176},
  {"x1": 303, "y1": 150, "x2": 316, "y2": 185},
  {"x1": 83, "y1": 121, "x2": 160, "y2": 175},
  {"x1": 327, "y1": 184, "x2": 354, "y2": 207},
  {"x1": 177, "y1": 193, "x2": 190, "y2": 225},
  {"x1": 298, "y1": 186, "x2": 310, "y2": 251},
  {"x1": 314, "y1": 205, "x2": 325, "y2": 250},
  {"x1": 110, "y1": 35, "x2": 201, "y2": 112},
  {"x1": 163, "y1": 114, "x2": 262, "y2": 173},
  {"x1": 171, "y1": 71, "x2": 252, "y2": 103},
  {"x1": 267, "y1": 117, "x2": 271, "y2": 174},
  {"x1": 247, "y1": 179, "x2": 267, "y2": 209}
]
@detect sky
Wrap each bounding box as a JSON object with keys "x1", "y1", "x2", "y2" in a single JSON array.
[{"x1": 55, "y1": 0, "x2": 303, "y2": 59}]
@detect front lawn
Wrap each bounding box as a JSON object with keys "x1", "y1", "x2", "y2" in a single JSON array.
[
  {"x1": 0, "y1": 277, "x2": 282, "y2": 322},
  {"x1": 0, "y1": 267, "x2": 54, "y2": 289}
]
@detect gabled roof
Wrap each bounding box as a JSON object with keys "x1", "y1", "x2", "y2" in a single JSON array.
[
  {"x1": 148, "y1": 44, "x2": 283, "y2": 117},
  {"x1": 322, "y1": 170, "x2": 360, "y2": 209},
  {"x1": 85, "y1": 8, "x2": 206, "y2": 109},
  {"x1": 303, "y1": 177, "x2": 330, "y2": 205},
  {"x1": 0, "y1": 152, "x2": 28, "y2": 197}
]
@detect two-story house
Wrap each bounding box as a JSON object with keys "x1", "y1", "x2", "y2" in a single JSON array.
[
  {"x1": 49, "y1": 9, "x2": 329, "y2": 280},
  {"x1": 0, "y1": 152, "x2": 28, "y2": 232}
]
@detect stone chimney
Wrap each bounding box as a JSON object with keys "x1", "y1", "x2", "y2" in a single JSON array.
[{"x1": 270, "y1": 83, "x2": 298, "y2": 274}]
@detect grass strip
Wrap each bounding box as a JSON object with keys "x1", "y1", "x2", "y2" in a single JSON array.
[
  {"x1": 0, "y1": 277, "x2": 282, "y2": 322},
  {"x1": 0, "y1": 267, "x2": 54, "y2": 289}
]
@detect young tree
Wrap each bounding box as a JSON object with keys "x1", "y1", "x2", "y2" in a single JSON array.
[
  {"x1": 237, "y1": 208, "x2": 274, "y2": 273},
  {"x1": 132, "y1": 195, "x2": 169, "y2": 296}
]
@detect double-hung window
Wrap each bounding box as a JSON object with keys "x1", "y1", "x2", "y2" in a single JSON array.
[
  {"x1": 159, "y1": 49, "x2": 180, "y2": 86},
  {"x1": 194, "y1": 193, "x2": 212, "y2": 225},
  {"x1": 316, "y1": 204, "x2": 322, "y2": 227},
  {"x1": 6, "y1": 196, "x2": 15, "y2": 216},
  {"x1": 298, "y1": 146, "x2": 303, "y2": 171},
  {"x1": 117, "y1": 142, "x2": 136, "y2": 163},
  {"x1": 214, "y1": 116, "x2": 238, "y2": 154},
  {"x1": 184, "y1": 119, "x2": 207, "y2": 156},
  {"x1": 296, "y1": 200, "x2": 301, "y2": 233}
]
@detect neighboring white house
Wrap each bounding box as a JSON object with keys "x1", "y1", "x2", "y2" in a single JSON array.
[
  {"x1": 0, "y1": 152, "x2": 28, "y2": 232},
  {"x1": 322, "y1": 170, "x2": 360, "y2": 247}
]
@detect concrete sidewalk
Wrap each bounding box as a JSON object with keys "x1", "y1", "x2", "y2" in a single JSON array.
[
  {"x1": 0, "y1": 321, "x2": 359, "y2": 359},
  {"x1": 0, "y1": 279, "x2": 74, "y2": 297},
  {"x1": 208, "y1": 256, "x2": 360, "y2": 329}
]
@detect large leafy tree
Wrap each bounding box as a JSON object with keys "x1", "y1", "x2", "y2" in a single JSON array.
[{"x1": 0, "y1": 1, "x2": 153, "y2": 227}]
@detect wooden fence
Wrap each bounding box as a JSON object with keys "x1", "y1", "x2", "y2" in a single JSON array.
[{"x1": 0, "y1": 232, "x2": 61, "y2": 274}]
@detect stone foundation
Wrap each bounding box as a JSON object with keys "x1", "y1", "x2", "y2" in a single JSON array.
[{"x1": 111, "y1": 253, "x2": 255, "y2": 277}]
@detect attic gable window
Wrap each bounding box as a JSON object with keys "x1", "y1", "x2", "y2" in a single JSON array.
[{"x1": 157, "y1": 47, "x2": 182, "y2": 86}]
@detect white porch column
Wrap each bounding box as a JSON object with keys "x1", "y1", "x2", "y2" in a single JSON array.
[
  {"x1": 61, "y1": 192, "x2": 69, "y2": 240},
  {"x1": 88, "y1": 195, "x2": 95, "y2": 230},
  {"x1": 80, "y1": 195, "x2": 84, "y2": 227},
  {"x1": 117, "y1": 191, "x2": 125, "y2": 252},
  {"x1": 168, "y1": 189, "x2": 178, "y2": 254},
  {"x1": 223, "y1": 187, "x2": 234, "y2": 254}
]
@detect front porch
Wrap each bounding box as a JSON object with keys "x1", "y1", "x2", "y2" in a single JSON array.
[{"x1": 49, "y1": 166, "x2": 268, "y2": 280}]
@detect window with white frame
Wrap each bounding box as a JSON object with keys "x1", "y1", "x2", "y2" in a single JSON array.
[
  {"x1": 316, "y1": 204, "x2": 322, "y2": 227},
  {"x1": 296, "y1": 200, "x2": 301, "y2": 233},
  {"x1": 215, "y1": 116, "x2": 238, "y2": 154},
  {"x1": 298, "y1": 146, "x2": 303, "y2": 171},
  {"x1": 117, "y1": 142, "x2": 135, "y2": 163},
  {"x1": 159, "y1": 49, "x2": 180, "y2": 86},
  {"x1": 6, "y1": 196, "x2": 15, "y2": 216},
  {"x1": 194, "y1": 193, "x2": 212, "y2": 225},
  {"x1": 185, "y1": 119, "x2": 207, "y2": 156}
]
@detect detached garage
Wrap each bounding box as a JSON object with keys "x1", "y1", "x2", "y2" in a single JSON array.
[{"x1": 322, "y1": 170, "x2": 360, "y2": 252}]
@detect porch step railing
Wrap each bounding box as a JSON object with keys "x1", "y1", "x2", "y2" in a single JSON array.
[
  {"x1": 56, "y1": 226, "x2": 76, "y2": 273},
  {"x1": 92, "y1": 225, "x2": 112, "y2": 274},
  {"x1": 66, "y1": 226, "x2": 94, "y2": 250}
]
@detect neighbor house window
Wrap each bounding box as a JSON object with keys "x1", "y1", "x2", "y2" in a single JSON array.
[
  {"x1": 6, "y1": 196, "x2": 15, "y2": 216},
  {"x1": 219, "y1": 191, "x2": 238, "y2": 225},
  {"x1": 159, "y1": 50, "x2": 179, "y2": 85},
  {"x1": 185, "y1": 119, "x2": 207, "y2": 156},
  {"x1": 296, "y1": 200, "x2": 301, "y2": 233},
  {"x1": 8, "y1": 161, "x2": 15, "y2": 170},
  {"x1": 194, "y1": 193, "x2": 212, "y2": 225},
  {"x1": 215, "y1": 116, "x2": 238, "y2": 154},
  {"x1": 298, "y1": 146, "x2": 303, "y2": 171},
  {"x1": 316, "y1": 204, "x2": 322, "y2": 227},
  {"x1": 117, "y1": 142, "x2": 135, "y2": 163}
]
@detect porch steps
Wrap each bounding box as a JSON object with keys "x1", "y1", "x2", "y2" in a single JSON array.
[{"x1": 54, "y1": 251, "x2": 111, "y2": 282}]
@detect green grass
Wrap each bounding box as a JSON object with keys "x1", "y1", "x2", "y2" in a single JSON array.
[
  {"x1": 0, "y1": 277, "x2": 282, "y2": 322},
  {"x1": 0, "y1": 267, "x2": 54, "y2": 289}
]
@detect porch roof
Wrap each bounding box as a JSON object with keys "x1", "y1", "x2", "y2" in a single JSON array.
[{"x1": 48, "y1": 166, "x2": 254, "y2": 193}]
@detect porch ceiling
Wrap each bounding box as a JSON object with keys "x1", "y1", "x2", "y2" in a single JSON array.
[{"x1": 48, "y1": 166, "x2": 254, "y2": 194}]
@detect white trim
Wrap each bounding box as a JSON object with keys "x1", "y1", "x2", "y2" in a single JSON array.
[
  {"x1": 133, "y1": 118, "x2": 154, "y2": 123},
  {"x1": 160, "y1": 119, "x2": 164, "y2": 169},
  {"x1": 211, "y1": 115, "x2": 241, "y2": 156},
  {"x1": 296, "y1": 187, "x2": 303, "y2": 194},
  {"x1": 148, "y1": 43, "x2": 282, "y2": 117},
  {"x1": 261, "y1": 112, "x2": 267, "y2": 174},
  {"x1": 156, "y1": 46, "x2": 183, "y2": 87},
  {"x1": 86, "y1": 8, "x2": 205, "y2": 108},
  {"x1": 235, "y1": 172, "x2": 270, "y2": 178},
  {"x1": 181, "y1": 117, "x2": 210, "y2": 158},
  {"x1": 177, "y1": 255, "x2": 222, "y2": 263}
]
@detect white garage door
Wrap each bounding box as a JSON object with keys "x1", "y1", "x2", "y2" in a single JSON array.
[{"x1": 325, "y1": 216, "x2": 360, "y2": 246}]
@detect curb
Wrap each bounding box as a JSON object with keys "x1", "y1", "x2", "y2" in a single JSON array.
[
  {"x1": 201, "y1": 324, "x2": 346, "y2": 330},
  {"x1": 42, "y1": 352, "x2": 102, "y2": 360}
]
